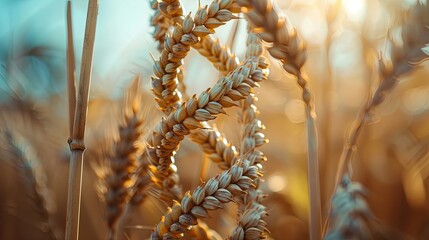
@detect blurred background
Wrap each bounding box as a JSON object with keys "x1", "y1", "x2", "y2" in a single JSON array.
[{"x1": 1, "y1": 0, "x2": 429, "y2": 239}]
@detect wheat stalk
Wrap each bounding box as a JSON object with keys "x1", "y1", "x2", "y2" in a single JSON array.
[
  {"x1": 67, "y1": 0, "x2": 76, "y2": 138},
  {"x1": 236, "y1": 1, "x2": 322, "y2": 238},
  {"x1": 65, "y1": 0, "x2": 99, "y2": 239}
]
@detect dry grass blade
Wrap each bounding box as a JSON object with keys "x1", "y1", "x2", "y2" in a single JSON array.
[
  {"x1": 236, "y1": 0, "x2": 321, "y2": 238},
  {"x1": 67, "y1": 0, "x2": 76, "y2": 137},
  {"x1": 1, "y1": 130, "x2": 57, "y2": 240},
  {"x1": 65, "y1": 0, "x2": 99, "y2": 239}
]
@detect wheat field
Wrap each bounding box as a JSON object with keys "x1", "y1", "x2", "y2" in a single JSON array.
[{"x1": 0, "y1": 0, "x2": 429, "y2": 239}]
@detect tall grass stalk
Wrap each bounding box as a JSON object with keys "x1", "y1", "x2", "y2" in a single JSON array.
[{"x1": 65, "y1": 0, "x2": 99, "y2": 239}]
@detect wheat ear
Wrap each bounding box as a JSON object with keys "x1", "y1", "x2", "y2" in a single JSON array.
[
  {"x1": 1, "y1": 130, "x2": 57, "y2": 240},
  {"x1": 229, "y1": 33, "x2": 269, "y2": 240},
  {"x1": 193, "y1": 35, "x2": 239, "y2": 76},
  {"x1": 65, "y1": 0, "x2": 98, "y2": 239},
  {"x1": 237, "y1": 1, "x2": 322, "y2": 238},
  {"x1": 334, "y1": 0, "x2": 429, "y2": 190},
  {"x1": 150, "y1": 0, "x2": 170, "y2": 52},
  {"x1": 151, "y1": 160, "x2": 261, "y2": 239},
  {"x1": 189, "y1": 127, "x2": 239, "y2": 170},
  {"x1": 151, "y1": 0, "x2": 239, "y2": 114},
  {"x1": 152, "y1": 0, "x2": 242, "y2": 171},
  {"x1": 103, "y1": 85, "x2": 145, "y2": 240},
  {"x1": 325, "y1": 2, "x2": 429, "y2": 235},
  {"x1": 325, "y1": 176, "x2": 372, "y2": 239},
  {"x1": 147, "y1": 49, "x2": 269, "y2": 203}
]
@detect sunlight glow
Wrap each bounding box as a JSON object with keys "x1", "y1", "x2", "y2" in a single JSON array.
[{"x1": 343, "y1": 0, "x2": 366, "y2": 23}]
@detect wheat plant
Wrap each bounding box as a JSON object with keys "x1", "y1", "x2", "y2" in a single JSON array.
[{"x1": 1, "y1": 0, "x2": 429, "y2": 240}]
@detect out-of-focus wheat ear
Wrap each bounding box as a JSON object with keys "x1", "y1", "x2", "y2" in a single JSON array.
[
  {"x1": 325, "y1": 2, "x2": 429, "y2": 235},
  {"x1": 325, "y1": 176, "x2": 372, "y2": 240},
  {"x1": 1, "y1": 130, "x2": 57, "y2": 240},
  {"x1": 101, "y1": 77, "x2": 149, "y2": 240},
  {"x1": 67, "y1": 0, "x2": 76, "y2": 137},
  {"x1": 334, "y1": 1, "x2": 429, "y2": 189},
  {"x1": 150, "y1": 0, "x2": 170, "y2": 52},
  {"x1": 65, "y1": 0, "x2": 98, "y2": 239},
  {"x1": 237, "y1": 1, "x2": 322, "y2": 238}
]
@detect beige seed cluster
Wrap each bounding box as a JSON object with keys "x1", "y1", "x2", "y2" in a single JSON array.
[
  {"x1": 147, "y1": 53, "x2": 268, "y2": 202},
  {"x1": 189, "y1": 127, "x2": 238, "y2": 170},
  {"x1": 151, "y1": 0, "x2": 240, "y2": 114},
  {"x1": 150, "y1": 161, "x2": 260, "y2": 239},
  {"x1": 230, "y1": 33, "x2": 270, "y2": 240},
  {"x1": 193, "y1": 35, "x2": 239, "y2": 76},
  {"x1": 104, "y1": 103, "x2": 144, "y2": 232},
  {"x1": 150, "y1": 0, "x2": 170, "y2": 52}
]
